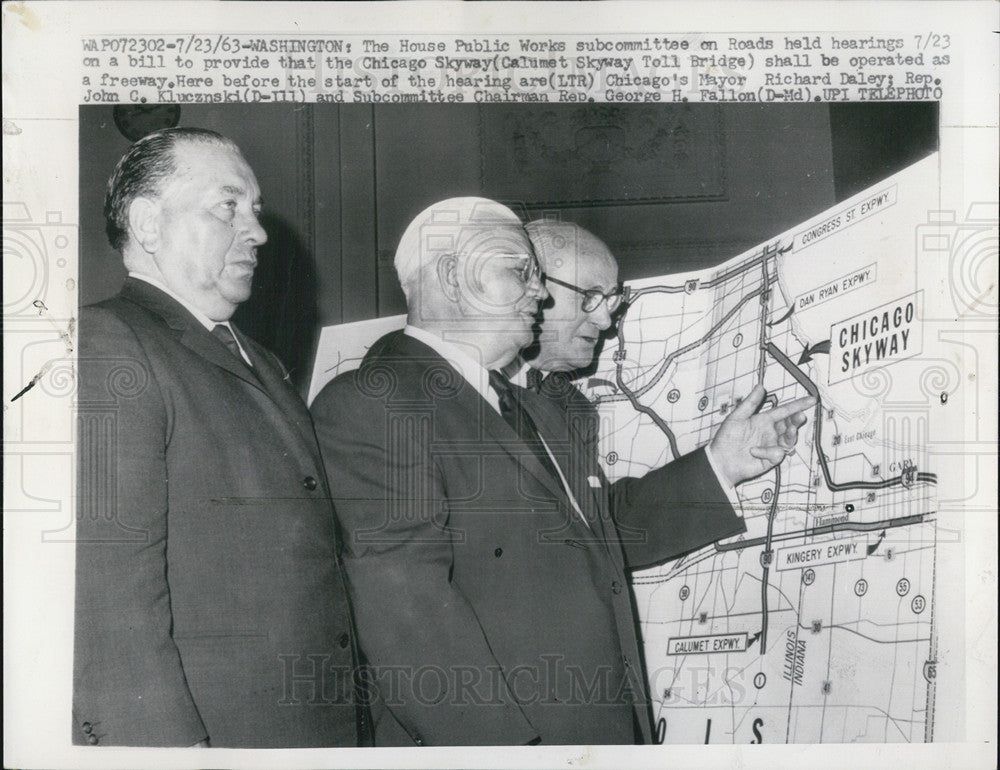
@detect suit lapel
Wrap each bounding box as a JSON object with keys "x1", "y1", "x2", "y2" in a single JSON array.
[
  {"x1": 121, "y1": 278, "x2": 265, "y2": 391},
  {"x1": 393, "y1": 334, "x2": 574, "y2": 513},
  {"x1": 460, "y1": 378, "x2": 595, "y2": 541},
  {"x1": 564, "y1": 400, "x2": 618, "y2": 551},
  {"x1": 240, "y1": 330, "x2": 325, "y2": 470},
  {"x1": 523, "y1": 386, "x2": 608, "y2": 550},
  {"x1": 181, "y1": 323, "x2": 266, "y2": 391},
  {"x1": 476, "y1": 393, "x2": 574, "y2": 511},
  {"x1": 120, "y1": 278, "x2": 322, "y2": 463}
]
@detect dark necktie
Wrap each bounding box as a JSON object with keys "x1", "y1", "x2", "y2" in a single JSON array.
[
  {"x1": 525, "y1": 367, "x2": 544, "y2": 394},
  {"x1": 529, "y1": 369, "x2": 575, "y2": 403},
  {"x1": 488, "y1": 370, "x2": 560, "y2": 484},
  {"x1": 212, "y1": 324, "x2": 251, "y2": 367}
]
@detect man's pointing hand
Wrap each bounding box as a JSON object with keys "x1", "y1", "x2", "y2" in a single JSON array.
[{"x1": 709, "y1": 384, "x2": 816, "y2": 487}]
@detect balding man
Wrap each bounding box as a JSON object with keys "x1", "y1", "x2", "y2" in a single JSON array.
[
  {"x1": 511, "y1": 219, "x2": 813, "y2": 566},
  {"x1": 520, "y1": 220, "x2": 623, "y2": 375},
  {"x1": 311, "y1": 202, "x2": 812, "y2": 746},
  {"x1": 313, "y1": 198, "x2": 646, "y2": 745}
]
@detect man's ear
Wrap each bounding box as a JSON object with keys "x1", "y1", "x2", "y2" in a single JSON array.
[
  {"x1": 127, "y1": 197, "x2": 161, "y2": 254},
  {"x1": 437, "y1": 254, "x2": 460, "y2": 302}
]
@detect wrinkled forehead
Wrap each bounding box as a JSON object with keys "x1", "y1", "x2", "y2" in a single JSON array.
[
  {"x1": 576, "y1": 246, "x2": 619, "y2": 285},
  {"x1": 543, "y1": 240, "x2": 618, "y2": 287},
  {"x1": 167, "y1": 140, "x2": 260, "y2": 197}
]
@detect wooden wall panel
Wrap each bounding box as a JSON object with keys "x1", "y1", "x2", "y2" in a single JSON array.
[
  {"x1": 372, "y1": 103, "x2": 836, "y2": 316},
  {"x1": 338, "y1": 105, "x2": 378, "y2": 323},
  {"x1": 312, "y1": 106, "x2": 343, "y2": 327},
  {"x1": 479, "y1": 104, "x2": 728, "y2": 206},
  {"x1": 78, "y1": 102, "x2": 934, "y2": 388}
]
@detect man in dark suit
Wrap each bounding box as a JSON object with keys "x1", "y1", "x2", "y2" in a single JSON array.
[
  {"x1": 74, "y1": 128, "x2": 364, "y2": 747},
  {"x1": 510, "y1": 220, "x2": 797, "y2": 566},
  {"x1": 311, "y1": 198, "x2": 814, "y2": 745}
]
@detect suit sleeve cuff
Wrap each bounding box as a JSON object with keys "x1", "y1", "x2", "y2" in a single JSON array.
[{"x1": 704, "y1": 444, "x2": 742, "y2": 513}]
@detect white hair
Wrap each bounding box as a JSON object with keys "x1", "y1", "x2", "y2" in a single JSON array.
[{"x1": 394, "y1": 197, "x2": 525, "y2": 299}]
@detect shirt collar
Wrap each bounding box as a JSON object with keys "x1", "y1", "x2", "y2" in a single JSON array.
[
  {"x1": 503, "y1": 356, "x2": 531, "y2": 388},
  {"x1": 128, "y1": 273, "x2": 250, "y2": 365},
  {"x1": 128, "y1": 272, "x2": 224, "y2": 333},
  {"x1": 403, "y1": 325, "x2": 500, "y2": 413}
]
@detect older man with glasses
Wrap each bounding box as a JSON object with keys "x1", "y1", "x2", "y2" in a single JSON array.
[
  {"x1": 312, "y1": 199, "x2": 656, "y2": 746},
  {"x1": 311, "y1": 206, "x2": 813, "y2": 746},
  {"x1": 510, "y1": 216, "x2": 815, "y2": 580}
]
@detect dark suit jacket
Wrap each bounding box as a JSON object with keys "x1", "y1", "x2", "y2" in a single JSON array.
[
  {"x1": 73, "y1": 278, "x2": 362, "y2": 747},
  {"x1": 528, "y1": 370, "x2": 746, "y2": 569},
  {"x1": 310, "y1": 331, "x2": 742, "y2": 745}
]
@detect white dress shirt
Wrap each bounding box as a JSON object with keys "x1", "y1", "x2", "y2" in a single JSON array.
[
  {"x1": 404, "y1": 326, "x2": 589, "y2": 526},
  {"x1": 128, "y1": 272, "x2": 253, "y2": 365}
]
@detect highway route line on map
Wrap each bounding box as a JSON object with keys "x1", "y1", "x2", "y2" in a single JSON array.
[{"x1": 600, "y1": 239, "x2": 939, "y2": 683}]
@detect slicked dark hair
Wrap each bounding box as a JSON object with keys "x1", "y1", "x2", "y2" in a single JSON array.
[{"x1": 103, "y1": 127, "x2": 238, "y2": 252}]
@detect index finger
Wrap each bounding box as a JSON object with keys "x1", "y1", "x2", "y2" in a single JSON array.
[{"x1": 764, "y1": 395, "x2": 817, "y2": 422}]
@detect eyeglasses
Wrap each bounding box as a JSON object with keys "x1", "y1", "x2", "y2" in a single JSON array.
[
  {"x1": 457, "y1": 251, "x2": 542, "y2": 285},
  {"x1": 516, "y1": 254, "x2": 543, "y2": 284},
  {"x1": 543, "y1": 274, "x2": 624, "y2": 313}
]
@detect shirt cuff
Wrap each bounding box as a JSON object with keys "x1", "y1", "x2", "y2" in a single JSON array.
[{"x1": 704, "y1": 444, "x2": 743, "y2": 513}]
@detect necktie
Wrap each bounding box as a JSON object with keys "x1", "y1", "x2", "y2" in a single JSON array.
[
  {"x1": 525, "y1": 367, "x2": 544, "y2": 394},
  {"x1": 530, "y1": 369, "x2": 574, "y2": 402},
  {"x1": 212, "y1": 324, "x2": 251, "y2": 366},
  {"x1": 488, "y1": 370, "x2": 560, "y2": 484}
]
